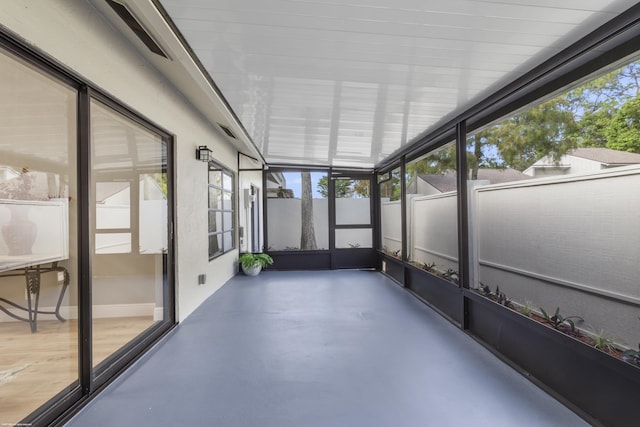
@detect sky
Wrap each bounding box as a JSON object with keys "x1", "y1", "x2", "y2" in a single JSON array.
[{"x1": 281, "y1": 171, "x2": 325, "y2": 198}]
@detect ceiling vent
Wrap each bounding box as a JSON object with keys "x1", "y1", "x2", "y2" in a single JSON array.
[
  {"x1": 218, "y1": 124, "x2": 237, "y2": 139},
  {"x1": 106, "y1": 0, "x2": 169, "y2": 59}
]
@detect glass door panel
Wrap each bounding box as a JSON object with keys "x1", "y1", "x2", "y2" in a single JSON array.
[
  {"x1": 0, "y1": 49, "x2": 78, "y2": 423},
  {"x1": 90, "y1": 99, "x2": 168, "y2": 370},
  {"x1": 333, "y1": 178, "x2": 373, "y2": 249}
]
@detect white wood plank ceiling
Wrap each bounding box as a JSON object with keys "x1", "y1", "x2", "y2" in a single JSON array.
[{"x1": 159, "y1": 0, "x2": 638, "y2": 168}]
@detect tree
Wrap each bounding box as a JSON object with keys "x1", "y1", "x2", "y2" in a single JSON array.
[
  {"x1": 317, "y1": 176, "x2": 352, "y2": 198},
  {"x1": 300, "y1": 171, "x2": 317, "y2": 250},
  {"x1": 605, "y1": 95, "x2": 640, "y2": 153},
  {"x1": 317, "y1": 176, "x2": 370, "y2": 198}
]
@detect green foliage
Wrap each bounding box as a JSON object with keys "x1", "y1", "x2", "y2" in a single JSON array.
[
  {"x1": 605, "y1": 95, "x2": 640, "y2": 153},
  {"x1": 622, "y1": 344, "x2": 640, "y2": 366},
  {"x1": 422, "y1": 262, "x2": 436, "y2": 272},
  {"x1": 238, "y1": 252, "x2": 273, "y2": 270},
  {"x1": 592, "y1": 329, "x2": 616, "y2": 353},
  {"x1": 465, "y1": 59, "x2": 640, "y2": 170},
  {"x1": 540, "y1": 307, "x2": 583, "y2": 333},
  {"x1": 479, "y1": 284, "x2": 509, "y2": 306},
  {"x1": 317, "y1": 177, "x2": 370, "y2": 198},
  {"x1": 151, "y1": 173, "x2": 168, "y2": 197},
  {"x1": 517, "y1": 300, "x2": 534, "y2": 317}
]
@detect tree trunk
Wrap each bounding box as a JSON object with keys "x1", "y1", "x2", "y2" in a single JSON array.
[{"x1": 300, "y1": 171, "x2": 317, "y2": 250}]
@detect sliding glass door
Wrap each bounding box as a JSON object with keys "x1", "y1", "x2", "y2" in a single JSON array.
[
  {"x1": 0, "y1": 48, "x2": 79, "y2": 424},
  {"x1": 90, "y1": 99, "x2": 171, "y2": 373},
  {"x1": 0, "y1": 43, "x2": 174, "y2": 425}
]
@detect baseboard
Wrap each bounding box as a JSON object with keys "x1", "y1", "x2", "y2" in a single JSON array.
[{"x1": 0, "y1": 303, "x2": 157, "y2": 322}]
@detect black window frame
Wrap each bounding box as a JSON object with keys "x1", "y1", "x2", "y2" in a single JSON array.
[{"x1": 208, "y1": 161, "x2": 235, "y2": 259}]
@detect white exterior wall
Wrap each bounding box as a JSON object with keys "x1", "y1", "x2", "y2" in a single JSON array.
[{"x1": 0, "y1": 1, "x2": 238, "y2": 321}]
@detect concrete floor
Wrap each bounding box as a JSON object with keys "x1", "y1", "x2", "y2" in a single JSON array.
[{"x1": 66, "y1": 270, "x2": 588, "y2": 427}]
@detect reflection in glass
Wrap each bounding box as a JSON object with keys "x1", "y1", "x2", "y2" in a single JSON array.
[
  {"x1": 266, "y1": 171, "x2": 328, "y2": 251},
  {"x1": 90, "y1": 99, "x2": 167, "y2": 370},
  {"x1": 0, "y1": 49, "x2": 78, "y2": 423},
  {"x1": 405, "y1": 142, "x2": 459, "y2": 283}
]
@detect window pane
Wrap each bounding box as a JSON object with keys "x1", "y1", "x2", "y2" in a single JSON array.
[
  {"x1": 379, "y1": 167, "x2": 402, "y2": 258},
  {"x1": 405, "y1": 142, "x2": 459, "y2": 284},
  {"x1": 90, "y1": 99, "x2": 167, "y2": 371},
  {"x1": 223, "y1": 212, "x2": 233, "y2": 231},
  {"x1": 468, "y1": 57, "x2": 640, "y2": 365},
  {"x1": 266, "y1": 171, "x2": 328, "y2": 251},
  {"x1": 222, "y1": 172, "x2": 232, "y2": 191},
  {"x1": 95, "y1": 233, "x2": 131, "y2": 254},
  {"x1": 96, "y1": 181, "x2": 131, "y2": 229},
  {"x1": 335, "y1": 179, "x2": 370, "y2": 225},
  {"x1": 209, "y1": 234, "x2": 222, "y2": 258},
  {"x1": 208, "y1": 169, "x2": 222, "y2": 187},
  {"x1": 209, "y1": 211, "x2": 222, "y2": 233},
  {"x1": 209, "y1": 188, "x2": 221, "y2": 210},
  {"x1": 223, "y1": 232, "x2": 233, "y2": 250},
  {"x1": 208, "y1": 163, "x2": 235, "y2": 258},
  {"x1": 336, "y1": 228, "x2": 373, "y2": 248},
  {"x1": 0, "y1": 48, "x2": 78, "y2": 422},
  {"x1": 139, "y1": 173, "x2": 168, "y2": 254},
  {"x1": 222, "y1": 192, "x2": 232, "y2": 211}
]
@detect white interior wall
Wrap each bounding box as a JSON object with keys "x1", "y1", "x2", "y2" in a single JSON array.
[{"x1": 0, "y1": 0, "x2": 239, "y2": 321}]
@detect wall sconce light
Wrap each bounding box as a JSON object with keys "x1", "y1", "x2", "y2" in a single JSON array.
[{"x1": 196, "y1": 145, "x2": 212, "y2": 162}]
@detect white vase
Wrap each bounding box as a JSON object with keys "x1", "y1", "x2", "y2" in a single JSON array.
[{"x1": 242, "y1": 265, "x2": 262, "y2": 276}]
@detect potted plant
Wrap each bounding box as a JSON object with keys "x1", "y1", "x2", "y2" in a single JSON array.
[{"x1": 238, "y1": 252, "x2": 273, "y2": 276}]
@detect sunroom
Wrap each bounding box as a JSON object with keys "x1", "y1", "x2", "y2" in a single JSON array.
[{"x1": 0, "y1": 1, "x2": 639, "y2": 426}]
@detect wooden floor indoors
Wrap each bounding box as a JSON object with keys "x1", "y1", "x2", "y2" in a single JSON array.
[{"x1": 0, "y1": 316, "x2": 154, "y2": 425}]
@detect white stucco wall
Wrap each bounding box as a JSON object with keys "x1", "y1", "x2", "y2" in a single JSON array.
[{"x1": 0, "y1": 0, "x2": 239, "y2": 321}]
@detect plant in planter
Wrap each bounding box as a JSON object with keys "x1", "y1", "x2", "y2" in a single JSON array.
[
  {"x1": 591, "y1": 329, "x2": 616, "y2": 353},
  {"x1": 622, "y1": 344, "x2": 640, "y2": 366},
  {"x1": 238, "y1": 252, "x2": 273, "y2": 276},
  {"x1": 540, "y1": 307, "x2": 583, "y2": 333}
]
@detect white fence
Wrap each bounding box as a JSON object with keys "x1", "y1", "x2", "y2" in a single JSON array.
[{"x1": 382, "y1": 166, "x2": 640, "y2": 346}]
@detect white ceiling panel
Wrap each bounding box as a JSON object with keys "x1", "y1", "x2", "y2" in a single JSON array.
[{"x1": 159, "y1": 0, "x2": 639, "y2": 168}]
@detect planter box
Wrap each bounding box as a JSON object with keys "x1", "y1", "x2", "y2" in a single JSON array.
[
  {"x1": 405, "y1": 264, "x2": 463, "y2": 326},
  {"x1": 270, "y1": 251, "x2": 331, "y2": 270},
  {"x1": 466, "y1": 290, "x2": 640, "y2": 427},
  {"x1": 379, "y1": 252, "x2": 404, "y2": 284}
]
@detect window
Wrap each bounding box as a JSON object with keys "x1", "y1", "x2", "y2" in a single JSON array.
[
  {"x1": 405, "y1": 141, "x2": 459, "y2": 284},
  {"x1": 208, "y1": 163, "x2": 235, "y2": 258},
  {"x1": 0, "y1": 46, "x2": 78, "y2": 423},
  {"x1": 379, "y1": 167, "x2": 402, "y2": 258},
  {"x1": 467, "y1": 56, "x2": 640, "y2": 364},
  {"x1": 265, "y1": 170, "x2": 329, "y2": 251},
  {"x1": 90, "y1": 98, "x2": 170, "y2": 371}
]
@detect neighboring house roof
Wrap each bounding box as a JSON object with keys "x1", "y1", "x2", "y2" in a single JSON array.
[
  {"x1": 417, "y1": 168, "x2": 529, "y2": 193},
  {"x1": 567, "y1": 147, "x2": 640, "y2": 165}
]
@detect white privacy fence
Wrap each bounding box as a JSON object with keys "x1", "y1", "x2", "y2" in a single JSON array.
[
  {"x1": 267, "y1": 198, "x2": 372, "y2": 250},
  {"x1": 383, "y1": 166, "x2": 640, "y2": 346}
]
